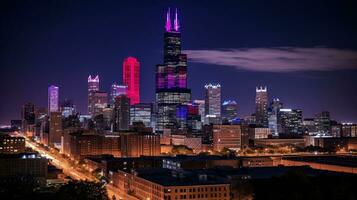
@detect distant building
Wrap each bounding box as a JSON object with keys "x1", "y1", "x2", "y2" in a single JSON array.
[
  {"x1": 278, "y1": 108, "x2": 303, "y2": 136},
  {"x1": 303, "y1": 118, "x2": 317, "y2": 135},
  {"x1": 341, "y1": 123, "x2": 357, "y2": 137},
  {"x1": 21, "y1": 103, "x2": 35, "y2": 136},
  {"x1": 49, "y1": 111, "x2": 62, "y2": 148},
  {"x1": 171, "y1": 134, "x2": 202, "y2": 152},
  {"x1": 130, "y1": 103, "x2": 153, "y2": 128},
  {"x1": 88, "y1": 75, "x2": 100, "y2": 115},
  {"x1": 123, "y1": 57, "x2": 140, "y2": 105},
  {"x1": 268, "y1": 98, "x2": 283, "y2": 136},
  {"x1": 112, "y1": 95, "x2": 130, "y2": 131},
  {"x1": 314, "y1": 111, "x2": 331, "y2": 135},
  {"x1": 120, "y1": 133, "x2": 160, "y2": 157},
  {"x1": 222, "y1": 100, "x2": 238, "y2": 123},
  {"x1": 61, "y1": 99, "x2": 76, "y2": 118},
  {"x1": 330, "y1": 121, "x2": 342, "y2": 137},
  {"x1": 213, "y1": 124, "x2": 241, "y2": 151},
  {"x1": 249, "y1": 126, "x2": 271, "y2": 139},
  {"x1": 110, "y1": 83, "x2": 127, "y2": 105},
  {"x1": 255, "y1": 86, "x2": 268, "y2": 126},
  {"x1": 193, "y1": 99, "x2": 205, "y2": 123},
  {"x1": 48, "y1": 85, "x2": 59, "y2": 113},
  {"x1": 204, "y1": 83, "x2": 221, "y2": 124},
  {"x1": 89, "y1": 91, "x2": 108, "y2": 117},
  {"x1": 10, "y1": 120, "x2": 22, "y2": 130}
]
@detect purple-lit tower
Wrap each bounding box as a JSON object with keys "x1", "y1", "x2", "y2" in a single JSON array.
[
  {"x1": 48, "y1": 85, "x2": 59, "y2": 113},
  {"x1": 156, "y1": 8, "x2": 191, "y2": 132}
]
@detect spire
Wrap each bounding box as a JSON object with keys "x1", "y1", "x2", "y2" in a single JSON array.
[
  {"x1": 165, "y1": 7, "x2": 171, "y2": 32},
  {"x1": 174, "y1": 8, "x2": 180, "y2": 32}
]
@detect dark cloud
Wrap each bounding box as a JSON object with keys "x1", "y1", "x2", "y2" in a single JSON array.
[{"x1": 184, "y1": 47, "x2": 357, "y2": 72}]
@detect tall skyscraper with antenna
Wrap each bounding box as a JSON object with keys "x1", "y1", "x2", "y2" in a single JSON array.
[{"x1": 156, "y1": 8, "x2": 191, "y2": 132}]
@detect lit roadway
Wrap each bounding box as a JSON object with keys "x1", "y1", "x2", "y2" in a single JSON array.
[{"x1": 25, "y1": 137, "x2": 97, "y2": 181}]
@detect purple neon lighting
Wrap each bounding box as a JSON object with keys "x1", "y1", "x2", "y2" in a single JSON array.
[
  {"x1": 165, "y1": 8, "x2": 171, "y2": 32},
  {"x1": 174, "y1": 8, "x2": 180, "y2": 32}
]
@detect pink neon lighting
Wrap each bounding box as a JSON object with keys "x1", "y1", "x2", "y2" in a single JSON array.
[
  {"x1": 174, "y1": 8, "x2": 180, "y2": 32},
  {"x1": 123, "y1": 57, "x2": 140, "y2": 105},
  {"x1": 88, "y1": 75, "x2": 99, "y2": 82},
  {"x1": 165, "y1": 8, "x2": 171, "y2": 32}
]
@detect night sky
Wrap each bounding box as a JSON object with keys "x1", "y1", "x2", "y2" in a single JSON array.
[{"x1": 1, "y1": 0, "x2": 357, "y2": 125}]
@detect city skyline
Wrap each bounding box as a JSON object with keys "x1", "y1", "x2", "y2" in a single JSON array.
[{"x1": 1, "y1": 0, "x2": 357, "y2": 124}]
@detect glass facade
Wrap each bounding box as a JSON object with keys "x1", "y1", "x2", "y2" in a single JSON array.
[
  {"x1": 48, "y1": 85, "x2": 59, "y2": 113},
  {"x1": 130, "y1": 103, "x2": 153, "y2": 128},
  {"x1": 155, "y1": 9, "x2": 191, "y2": 132}
]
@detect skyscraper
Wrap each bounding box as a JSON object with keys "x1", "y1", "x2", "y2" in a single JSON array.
[
  {"x1": 113, "y1": 95, "x2": 130, "y2": 131},
  {"x1": 155, "y1": 8, "x2": 191, "y2": 132},
  {"x1": 110, "y1": 83, "x2": 127, "y2": 105},
  {"x1": 193, "y1": 100, "x2": 205, "y2": 123},
  {"x1": 268, "y1": 98, "x2": 283, "y2": 136},
  {"x1": 123, "y1": 57, "x2": 140, "y2": 105},
  {"x1": 204, "y1": 83, "x2": 221, "y2": 124},
  {"x1": 222, "y1": 100, "x2": 238, "y2": 123},
  {"x1": 49, "y1": 111, "x2": 62, "y2": 148},
  {"x1": 88, "y1": 75, "x2": 100, "y2": 115},
  {"x1": 278, "y1": 108, "x2": 303, "y2": 136},
  {"x1": 48, "y1": 85, "x2": 59, "y2": 113},
  {"x1": 90, "y1": 91, "x2": 108, "y2": 117},
  {"x1": 255, "y1": 86, "x2": 268, "y2": 126},
  {"x1": 21, "y1": 103, "x2": 35, "y2": 135},
  {"x1": 314, "y1": 111, "x2": 331, "y2": 135},
  {"x1": 130, "y1": 103, "x2": 153, "y2": 128},
  {"x1": 61, "y1": 99, "x2": 76, "y2": 118}
]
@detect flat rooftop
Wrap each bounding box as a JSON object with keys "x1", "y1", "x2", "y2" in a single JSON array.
[{"x1": 284, "y1": 156, "x2": 357, "y2": 167}]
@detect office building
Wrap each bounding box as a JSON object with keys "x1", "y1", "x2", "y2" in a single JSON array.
[
  {"x1": 120, "y1": 133, "x2": 160, "y2": 157},
  {"x1": 89, "y1": 91, "x2": 108, "y2": 117},
  {"x1": 130, "y1": 103, "x2": 153, "y2": 128},
  {"x1": 204, "y1": 83, "x2": 221, "y2": 124},
  {"x1": 268, "y1": 98, "x2": 283, "y2": 136},
  {"x1": 193, "y1": 99, "x2": 205, "y2": 123},
  {"x1": 49, "y1": 111, "x2": 62, "y2": 148},
  {"x1": 222, "y1": 100, "x2": 238, "y2": 123},
  {"x1": 21, "y1": 103, "x2": 36, "y2": 136},
  {"x1": 156, "y1": 8, "x2": 191, "y2": 132},
  {"x1": 61, "y1": 99, "x2": 76, "y2": 118},
  {"x1": 255, "y1": 86, "x2": 268, "y2": 126},
  {"x1": 314, "y1": 111, "x2": 331, "y2": 135},
  {"x1": 110, "y1": 83, "x2": 127, "y2": 105},
  {"x1": 278, "y1": 109, "x2": 303, "y2": 136},
  {"x1": 213, "y1": 124, "x2": 241, "y2": 151},
  {"x1": 48, "y1": 85, "x2": 59, "y2": 113},
  {"x1": 249, "y1": 126, "x2": 271, "y2": 139},
  {"x1": 341, "y1": 123, "x2": 357, "y2": 137},
  {"x1": 123, "y1": 57, "x2": 140, "y2": 105},
  {"x1": 88, "y1": 75, "x2": 100, "y2": 115},
  {"x1": 63, "y1": 131, "x2": 121, "y2": 159},
  {"x1": 303, "y1": 118, "x2": 317, "y2": 135},
  {"x1": 113, "y1": 95, "x2": 130, "y2": 131}
]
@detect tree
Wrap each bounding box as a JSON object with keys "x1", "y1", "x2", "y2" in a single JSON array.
[{"x1": 57, "y1": 180, "x2": 109, "y2": 200}]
